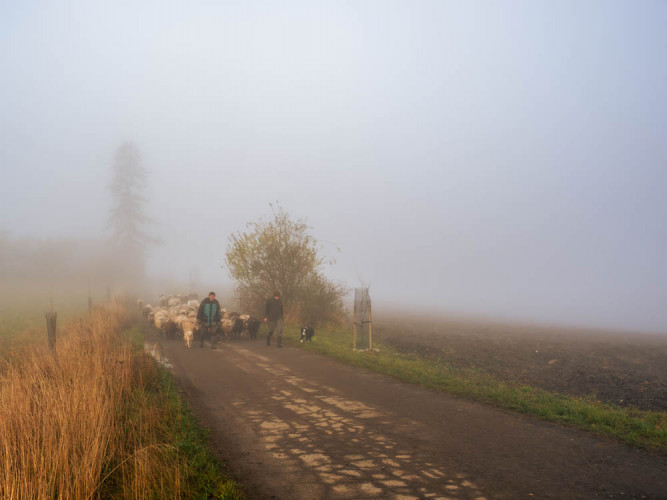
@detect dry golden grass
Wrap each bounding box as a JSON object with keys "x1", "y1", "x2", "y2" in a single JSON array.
[{"x1": 0, "y1": 301, "x2": 187, "y2": 499}]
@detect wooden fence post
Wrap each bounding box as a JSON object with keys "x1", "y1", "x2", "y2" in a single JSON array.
[
  {"x1": 46, "y1": 297, "x2": 57, "y2": 350},
  {"x1": 88, "y1": 279, "x2": 93, "y2": 314}
]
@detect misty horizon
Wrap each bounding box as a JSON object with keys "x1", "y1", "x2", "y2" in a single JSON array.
[{"x1": 1, "y1": 1, "x2": 665, "y2": 333}]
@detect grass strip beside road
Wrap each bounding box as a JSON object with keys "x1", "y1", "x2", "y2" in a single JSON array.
[
  {"x1": 120, "y1": 322, "x2": 242, "y2": 499},
  {"x1": 283, "y1": 325, "x2": 667, "y2": 455},
  {"x1": 0, "y1": 303, "x2": 241, "y2": 499},
  {"x1": 152, "y1": 366, "x2": 242, "y2": 499}
]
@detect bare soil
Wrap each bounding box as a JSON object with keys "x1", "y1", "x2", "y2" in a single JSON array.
[
  {"x1": 371, "y1": 313, "x2": 667, "y2": 412},
  {"x1": 151, "y1": 329, "x2": 667, "y2": 499}
]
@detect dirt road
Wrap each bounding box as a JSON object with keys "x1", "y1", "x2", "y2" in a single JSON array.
[{"x1": 153, "y1": 337, "x2": 667, "y2": 499}]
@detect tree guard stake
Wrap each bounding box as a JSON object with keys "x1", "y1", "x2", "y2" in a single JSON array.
[
  {"x1": 354, "y1": 288, "x2": 371, "y2": 350},
  {"x1": 353, "y1": 299, "x2": 357, "y2": 350}
]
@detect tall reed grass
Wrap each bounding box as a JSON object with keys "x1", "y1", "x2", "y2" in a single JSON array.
[{"x1": 0, "y1": 301, "x2": 199, "y2": 498}]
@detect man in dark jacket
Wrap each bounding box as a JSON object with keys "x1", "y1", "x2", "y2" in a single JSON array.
[
  {"x1": 197, "y1": 291, "x2": 222, "y2": 348},
  {"x1": 264, "y1": 291, "x2": 284, "y2": 347}
]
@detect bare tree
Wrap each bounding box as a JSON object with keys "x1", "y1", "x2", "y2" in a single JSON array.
[{"x1": 108, "y1": 142, "x2": 155, "y2": 281}]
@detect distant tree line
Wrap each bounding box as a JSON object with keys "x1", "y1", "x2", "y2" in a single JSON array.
[{"x1": 0, "y1": 233, "x2": 119, "y2": 291}]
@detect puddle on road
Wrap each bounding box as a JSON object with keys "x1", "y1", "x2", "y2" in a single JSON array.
[
  {"x1": 143, "y1": 341, "x2": 173, "y2": 369},
  {"x1": 228, "y1": 346, "x2": 488, "y2": 500}
]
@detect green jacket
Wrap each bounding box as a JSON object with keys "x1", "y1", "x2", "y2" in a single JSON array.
[{"x1": 197, "y1": 298, "x2": 221, "y2": 324}]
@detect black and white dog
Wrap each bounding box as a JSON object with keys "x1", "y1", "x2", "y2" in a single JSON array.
[{"x1": 300, "y1": 326, "x2": 315, "y2": 342}]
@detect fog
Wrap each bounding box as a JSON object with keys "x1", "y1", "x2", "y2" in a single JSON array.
[{"x1": 1, "y1": 1, "x2": 666, "y2": 332}]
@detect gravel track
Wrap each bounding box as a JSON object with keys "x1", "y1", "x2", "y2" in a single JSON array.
[{"x1": 151, "y1": 335, "x2": 667, "y2": 499}]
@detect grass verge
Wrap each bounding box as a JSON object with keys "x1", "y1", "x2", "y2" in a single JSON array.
[
  {"x1": 114, "y1": 323, "x2": 242, "y2": 499},
  {"x1": 0, "y1": 302, "x2": 241, "y2": 499},
  {"x1": 282, "y1": 324, "x2": 667, "y2": 455},
  {"x1": 150, "y1": 366, "x2": 242, "y2": 499}
]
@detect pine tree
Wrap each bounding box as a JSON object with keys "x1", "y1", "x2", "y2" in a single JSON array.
[{"x1": 108, "y1": 142, "x2": 155, "y2": 280}]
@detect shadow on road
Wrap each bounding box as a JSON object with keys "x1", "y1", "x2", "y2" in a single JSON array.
[{"x1": 231, "y1": 347, "x2": 486, "y2": 499}]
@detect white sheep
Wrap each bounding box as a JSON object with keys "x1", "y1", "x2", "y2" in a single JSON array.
[
  {"x1": 173, "y1": 314, "x2": 187, "y2": 326},
  {"x1": 141, "y1": 304, "x2": 153, "y2": 319},
  {"x1": 180, "y1": 318, "x2": 195, "y2": 348},
  {"x1": 154, "y1": 310, "x2": 168, "y2": 330}
]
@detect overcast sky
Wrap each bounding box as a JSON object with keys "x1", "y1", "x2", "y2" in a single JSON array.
[{"x1": 1, "y1": 1, "x2": 666, "y2": 332}]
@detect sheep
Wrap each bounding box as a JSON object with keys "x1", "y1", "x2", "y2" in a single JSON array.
[
  {"x1": 154, "y1": 310, "x2": 168, "y2": 330},
  {"x1": 237, "y1": 314, "x2": 250, "y2": 339},
  {"x1": 142, "y1": 304, "x2": 153, "y2": 319},
  {"x1": 187, "y1": 299, "x2": 199, "y2": 308},
  {"x1": 168, "y1": 297, "x2": 181, "y2": 307},
  {"x1": 221, "y1": 315, "x2": 243, "y2": 340},
  {"x1": 180, "y1": 318, "x2": 195, "y2": 348},
  {"x1": 151, "y1": 307, "x2": 178, "y2": 338},
  {"x1": 245, "y1": 316, "x2": 261, "y2": 341},
  {"x1": 162, "y1": 317, "x2": 179, "y2": 339},
  {"x1": 220, "y1": 317, "x2": 233, "y2": 340}
]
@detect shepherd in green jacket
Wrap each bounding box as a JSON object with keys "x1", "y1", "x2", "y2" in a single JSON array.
[{"x1": 197, "y1": 291, "x2": 222, "y2": 348}]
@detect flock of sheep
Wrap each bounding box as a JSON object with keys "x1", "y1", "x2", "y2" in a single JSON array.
[{"x1": 138, "y1": 294, "x2": 261, "y2": 348}]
